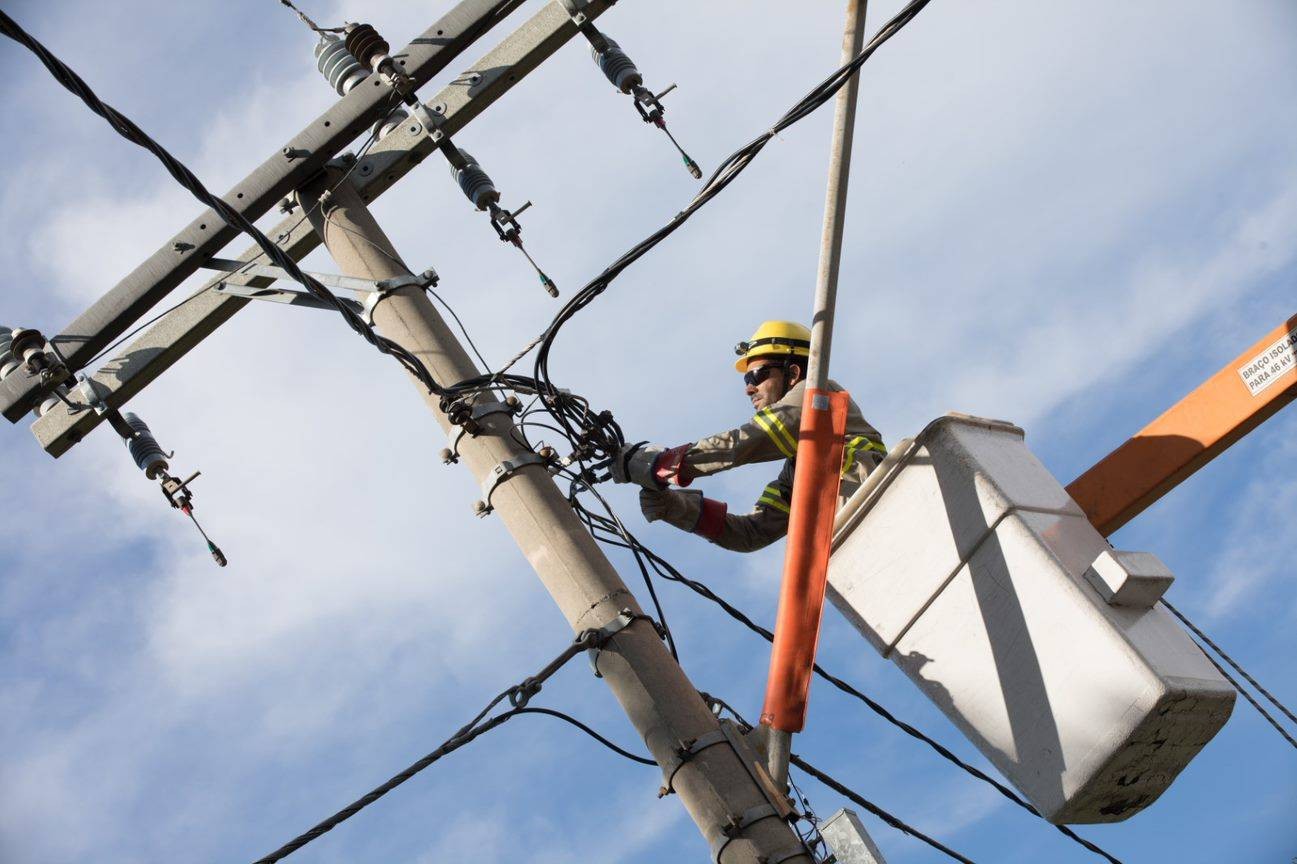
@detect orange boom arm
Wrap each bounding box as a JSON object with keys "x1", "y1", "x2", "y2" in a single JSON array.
[{"x1": 1069, "y1": 315, "x2": 1297, "y2": 536}]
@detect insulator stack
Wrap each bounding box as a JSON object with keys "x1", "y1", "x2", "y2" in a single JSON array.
[
  {"x1": 122, "y1": 412, "x2": 169, "y2": 479},
  {"x1": 0, "y1": 327, "x2": 19, "y2": 379},
  {"x1": 315, "y1": 34, "x2": 368, "y2": 95},
  {"x1": 344, "y1": 22, "x2": 390, "y2": 73},
  {"x1": 592, "y1": 39, "x2": 642, "y2": 94},
  {"x1": 450, "y1": 150, "x2": 500, "y2": 210},
  {"x1": 312, "y1": 34, "x2": 406, "y2": 139}
]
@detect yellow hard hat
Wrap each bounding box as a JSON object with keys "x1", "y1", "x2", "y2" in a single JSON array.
[{"x1": 733, "y1": 320, "x2": 811, "y2": 372}]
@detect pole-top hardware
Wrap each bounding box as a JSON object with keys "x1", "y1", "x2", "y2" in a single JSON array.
[
  {"x1": 559, "y1": 0, "x2": 702, "y2": 179},
  {"x1": 112, "y1": 410, "x2": 227, "y2": 567},
  {"x1": 436, "y1": 138, "x2": 559, "y2": 297}
]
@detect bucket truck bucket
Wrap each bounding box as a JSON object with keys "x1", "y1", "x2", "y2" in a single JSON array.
[{"x1": 827, "y1": 413, "x2": 1235, "y2": 824}]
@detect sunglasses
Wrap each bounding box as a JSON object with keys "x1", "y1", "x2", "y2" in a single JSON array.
[{"x1": 743, "y1": 364, "x2": 786, "y2": 387}]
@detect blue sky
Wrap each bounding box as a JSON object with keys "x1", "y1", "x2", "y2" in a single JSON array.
[{"x1": 1, "y1": 1, "x2": 1294, "y2": 862}]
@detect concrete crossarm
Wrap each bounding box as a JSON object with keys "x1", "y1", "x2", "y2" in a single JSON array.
[
  {"x1": 0, "y1": 0, "x2": 528, "y2": 423},
  {"x1": 32, "y1": 0, "x2": 615, "y2": 458}
]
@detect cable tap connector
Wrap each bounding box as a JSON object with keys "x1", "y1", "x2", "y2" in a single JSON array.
[
  {"x1": 114, "y1": 411, "x2": 227, "y2": 568},
  {"x1": 443, "y1": 142, "x2": 558, "y2": 297}
]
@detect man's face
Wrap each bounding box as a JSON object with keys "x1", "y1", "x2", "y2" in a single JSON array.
[{"x1": 744, "y1": 357, "x2": 788, "y2": 411}]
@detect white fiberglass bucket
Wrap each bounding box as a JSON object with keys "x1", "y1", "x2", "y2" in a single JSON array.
[{"x1": 827, "y1": 414, "x2": 1234, "y2": 824}]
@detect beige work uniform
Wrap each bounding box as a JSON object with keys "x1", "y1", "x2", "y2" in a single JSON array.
[{"x1": 682, "y1": 379, "x2": 885, "y2": 552}]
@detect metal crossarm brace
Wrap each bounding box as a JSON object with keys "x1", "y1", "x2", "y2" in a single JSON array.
[
  {"x1": 30, "y1": 0, "x2": 616, "y2": 458},
  {"x1": 0, "y1": 0, "x2": 527, "y2": 423}
]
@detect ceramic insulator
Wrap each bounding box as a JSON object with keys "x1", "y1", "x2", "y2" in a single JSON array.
[
  {"x1": 123, "y1": 412, "x2": 169, "y2": 479},
  {"x1": 592, "y1": 38, "x2": 641, "y2": 94}
]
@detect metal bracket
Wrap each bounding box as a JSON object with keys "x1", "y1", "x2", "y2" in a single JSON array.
[
  {"x1": 473, "y1": 452, "x2": 546, "y2": 516},
  {"x1": 408, "y1": 101, "x2": 449, "y2": 143},
  {"x1": 440, "y1": 399, "x2": 521, "y2": 464},
  {"x1": 361, "y1": 268, "x2": 440, "y2": 325},
  {"x1": 658, "y1": 727, "x2": 731, "y2": 798},
  {"x1": 558, "y1": 0, "x2": 606, "y2": 48},
  {"x1": 710, "y1": 803, "x2": 788, "y2": 864},
  {"x1": 74, "y1": 374, "x2": 110, "y2": 416},
  {"x1": 203, "y1": 257, "x2": 438, "y2": 325},
  {"x1": 587, "y1": 607, "x2": 642, "y2": 677},
  {"x1": 213, "y1": 283, "x2": 365, "y2": 316}
]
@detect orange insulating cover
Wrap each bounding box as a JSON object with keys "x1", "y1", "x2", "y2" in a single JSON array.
[
  {"x1": 760, "y1": 388, "x2": 848, "y2": 732},
  {"x1": 1068, "y1": 315, "x2": 1297, "y2": 537}
]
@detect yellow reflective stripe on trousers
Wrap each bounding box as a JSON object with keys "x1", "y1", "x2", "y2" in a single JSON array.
[
  {"x1": 757, "y1": 484, "x2": 791, "y2": 514},
  {"x1": 753, "y1": 408, "x2": 798, "y2": 458},
  {"x1": 842, "y1": 435, "x2": 887, "y2": 476}
]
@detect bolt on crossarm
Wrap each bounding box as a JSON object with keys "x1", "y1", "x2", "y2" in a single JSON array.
[
  {"x1": 298, "y1": 168, "x2": 811, "y2": 864},
  {"x1": 759, "y1": 0, "x2": 869, "y2": 789}
]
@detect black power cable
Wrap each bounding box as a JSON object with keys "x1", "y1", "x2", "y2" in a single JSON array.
[
  {"x1": 1161, "y1": 599, "x2": 1297, "y2": 732},
  {"x1": 704, "y1": 691, "x2": 976, "y2": 864},
  {"x1": 791, "y1": 754, "x2": 978, "y2": 864},
  {"x1": 249, "y1": 631, "x2": 606, "y2": 864},
  {"x1": 1184, "y1": 637, "x2": 1297, "y2": 752}
]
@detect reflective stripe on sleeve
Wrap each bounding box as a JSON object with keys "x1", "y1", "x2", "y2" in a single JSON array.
[
  {"x1": 752, "y1": 408, "x2": 798, "y2": 458},
  {"x1": 756, "y1": 483, "x2": 791, "y2": 514},
  {"x1": 841, "y1": 435, "x2": 887, "y2": 476}
]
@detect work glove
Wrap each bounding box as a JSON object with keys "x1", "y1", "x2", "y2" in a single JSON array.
[
  {"x1": 610, "y1": 442, "x2": 695, "y2": 489},
  {"x1": 640, "y1": 488, "x2": 728, "y2": 539},
  {"x1": 610, "y1": 443, "x2": 662, "y2": 487},
  {"x1": 639, "y1": 487, "x2": 704, "y2": 532}
]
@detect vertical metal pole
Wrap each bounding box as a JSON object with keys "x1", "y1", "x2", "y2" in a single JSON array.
[
  {"x1": 298, "y1": 170, "x2": 811, "y2": 864},
  {"x1": 761, "y1": 0, "x2": 868, "y2": 789},
  {"x1": 805, "y1": 0, "x2": 868, "y2": 391}
]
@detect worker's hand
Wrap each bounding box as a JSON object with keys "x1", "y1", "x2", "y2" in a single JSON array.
[
  {"x1": 639, "y1": 487, "x2": 703, "y2": 531},
  {"x1": 610, "y1": 442, "x2": 663, "y2": 488},
  {"x1": 611, "y1": 442, "x2": 695, "y2": 489}
]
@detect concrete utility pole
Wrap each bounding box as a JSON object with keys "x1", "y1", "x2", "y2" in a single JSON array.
[{"x1": 299, "y1": 169, "x2": 811, "y2": 864}]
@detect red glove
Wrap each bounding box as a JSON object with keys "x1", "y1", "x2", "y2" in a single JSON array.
[{"x1": 651, "y1": 443, "x2": 695, "y2": 487}]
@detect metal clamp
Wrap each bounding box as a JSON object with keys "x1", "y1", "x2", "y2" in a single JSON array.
[
  {"x1": 473, "y1": 452, "x2": 546, "y2": 516},
  {"x1": 440, "y1": 399, "x2": 521, "y2": 464},
  {"x1": 658, "y1": 727, "x2": 732, "y2": 798},
  {"x1": 710, "y1": 803, "x2": 789, "y2": 864},
  {"x1": 408, "y1": 101, "x2": 448, "y2": 143},
  {"x1": 362, "y1": 267, "x2": 439, "y2": 325},
  {"x1": 587, "y1": 607, "x2": 664, "y2": 678},
  {"x1": 74, "y1": 374, "x2": 110, "y2": 415}
]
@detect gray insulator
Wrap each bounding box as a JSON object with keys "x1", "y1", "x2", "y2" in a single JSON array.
[
  {"x1": 592, "y1": 38, "x2": 641, "y2": 94},
  {"x1": 37, "y1": 392, "x2": 61, "y2": 417},
  {"x1": 450, "y1": 150, "x2": 499, "y2": 210},
  {"x1": 314, "y1": 35, "x2": 408, "y2": 139},
  {"x1": 0, "y1": 326, "x2": 17, "y2": 380},
  {"x1": 315, "y1": 34, "x2": 368, "y2": 96},
  {"x1": 123, "y1": 412, "x2": 169, "y2": 479}
]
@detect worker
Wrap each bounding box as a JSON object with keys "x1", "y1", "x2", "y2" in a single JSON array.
[{"x1": 611, "y1": 320, "x2": 886, "y2": 551}]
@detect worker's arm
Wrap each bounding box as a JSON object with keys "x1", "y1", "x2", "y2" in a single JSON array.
[
  {"x1": 639, "y1": 465, "x2": 793, "y2": 553},
  {"x1": 684, "y1": 384, "x2": 808, "y2": 479}
]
